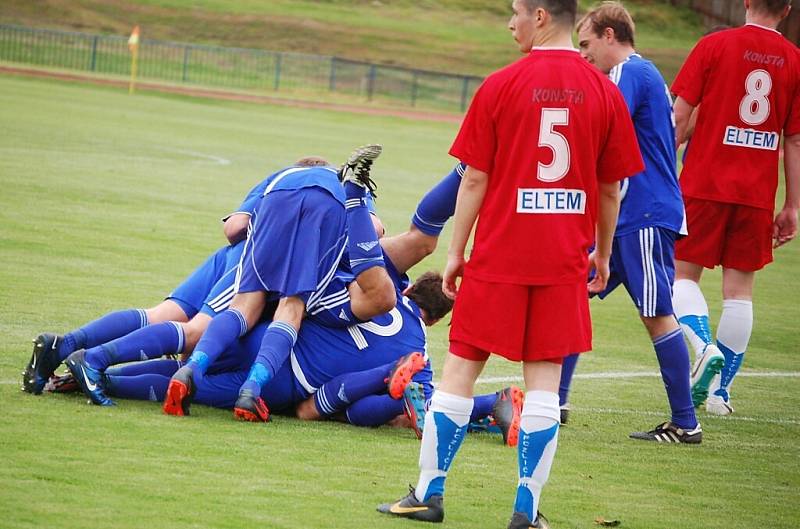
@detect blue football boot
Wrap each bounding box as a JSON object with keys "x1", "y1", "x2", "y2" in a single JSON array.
[
  {"x1": 65, "y1": 350, "x2": 115, "y2": 406},
  {"x1": 22, "y1": 333, "x2": 64, "y2": 394}
]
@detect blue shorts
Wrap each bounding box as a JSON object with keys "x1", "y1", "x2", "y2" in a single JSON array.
[
  {"x1": 168, "y1": 241, "x2": 245, "y2": 319},
  {"x1": 235, "y1": 188, "x2": 347, "y2": 309},
  {"x1": 194, "y1": 361, "x2": 309, "y2": 412},
  {"x1": 597, "y1": 226, "x2": 677, "y2": 317}
]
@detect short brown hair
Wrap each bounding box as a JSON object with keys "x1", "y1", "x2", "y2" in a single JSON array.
[
  {"x1": 750, "y1": 0, "x2": 791, "y2": 17},
  {"x1": 295, "y1": 156, "x2": 330, "y2": 167},
  {"x1": 577, "y1": 1, "x2": 636, "y2": 46},
  {"x1": 523, "y1": 0, "x2": 578, "y2": 27},
  {"x1": 405, "y1": 271, "x2": 453, "y2": 321}
]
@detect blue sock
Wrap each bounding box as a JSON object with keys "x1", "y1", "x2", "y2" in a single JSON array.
[
  {"x1": 59, "y1": 308, "x2": 149, "y2": 361},
  {"x1": 188, "y1": 308, "x2": 248, "y2": 385},
  {"x1": 346, "y1": 394, "x2": 404, "y2": 426},
  {"x1": 106, "y1": 358, "x2": 182, "y2": 378},
  {"x1": 345, "y1": 181, "x2": 385, "y2": 276},
  {"x1": 411, "y1": 163, "x2": 463, "y2": 236},
  {"x1": 244, "y1": 321, "x2": 298, "y2": 398},
  {"x1": 84, "y1": 321, "x2": 185, "y2": 371},
  {"x1": 105, "y1": 373, "x2": 171, "y2": 402},
  {"x1": 469, "y1": 392, "x2": 497, "y2": 422},
  {"x1": 678, "y1": 314, "x2": 713, "y2": 348},
  {"x1": 716, "y1": 341, "x2": 744, "y2": 401},
  {"x1": 315, "y1": 362, "x2": 393, "y2": 416},
  {"x1": 558, "y1": 353, "x2": 580, "y2": 406},
  {"x1": 653, "y1": 328, "x2": 697, "y2": 429}
]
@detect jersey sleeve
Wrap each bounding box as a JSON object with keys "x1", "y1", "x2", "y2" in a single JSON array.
[
  {"x1": 449, "y1": 79, "x2": 497, "y2": 174},
  {"x1": 785, "y1": 72, "x2": 800, "y2": 137},
  {"x1": 597, "y1": 87, "x2": 645, "y2": 183},
  {"x1": 671, "y1": 38, "x2": 711, "y2": 106}
]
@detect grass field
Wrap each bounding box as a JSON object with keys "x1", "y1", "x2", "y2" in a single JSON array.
[
  {"x1": 1, "y1": 74, "x2": 799, "y2": 529},
  {"x1": 1, "y1": 0, "x2": 704, "y2": 80}
]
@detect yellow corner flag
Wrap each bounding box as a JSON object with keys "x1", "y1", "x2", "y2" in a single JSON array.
[{"x1": 128, "y1": 25, "x2": 140, "y2": 94}]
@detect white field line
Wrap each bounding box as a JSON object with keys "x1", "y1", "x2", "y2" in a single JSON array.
[
  {"x1": 160, "y1": 148, "x2": 231, "y2": 166},
  {"x1": 477, "y1": 371, "x2": 800, "y2": 385},
  {"x1": 578, "y1": 406, "x2": 800, "y2": 426}
]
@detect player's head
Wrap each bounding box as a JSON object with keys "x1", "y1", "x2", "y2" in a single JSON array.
[
  {"x1": 576, "y1": 1, "x2": 636, "y2": 74},
  {"x1": 403, "y1": 271, "x2": 454, "y2": 326},
  {"x1": 746, "y1": 0, "x2": 792, "y2": 20},
  {"x1": 295, "y1": 155, "x2": 331, "y2": 167},
  {"x1": 508, "y1": 0, "x2": 578, "y2": 53}
]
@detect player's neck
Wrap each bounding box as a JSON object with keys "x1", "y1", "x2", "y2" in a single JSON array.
[
  {"x1": 610, "y1": 44, "x2": 636, "y2": 69},
  {"x1": 745, "y1": 11, "x2": 782, "y2": 30},
  {"x1": 531, "y1": 25, "x2": 575, "y2": 49}
]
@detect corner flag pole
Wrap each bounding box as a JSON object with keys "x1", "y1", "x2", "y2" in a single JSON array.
[{"x1": 128, "y1": 25, "x2": 140, "y2": 94}]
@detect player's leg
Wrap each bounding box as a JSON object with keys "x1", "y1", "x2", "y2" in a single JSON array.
[
  {"x1": 104, "y1": 359, "x2": 182, "y2": 402},
  {"x1": 707, "y1": 268, "x2": 755, "y2": 415},
  {"x1": 380, "y1": 163, "x2": 463, "y2": 276},
  {"x1": 378, "y1": 352, "x2": 484, "y2": 523},
  {"x1": 343, "y1": 175, "x2": 396, "y2": 321},
  {"x1": 164, "y1": 291, "x2": 265, "y2": 416},
  {"x1": 557, "y1": 354, "x2": 579, "y2": 424},
  {"x1": 298, "y1": 352, "x2": 425, "y2": 420}
]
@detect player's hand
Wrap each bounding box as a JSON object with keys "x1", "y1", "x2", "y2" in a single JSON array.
[
  {"x1": 773, "y1": 207, "x2": 798, "y2": 249},
  {"x1": 442, "y1": 254, "x2": 465, "y2": 299},
  {"x1": 587, "y1": 250, "x2": 610, "y2": 294}
]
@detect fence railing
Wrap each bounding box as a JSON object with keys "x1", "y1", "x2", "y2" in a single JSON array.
[{"x1": 0, "y1": 24, "x2": 484, "y2": 112}]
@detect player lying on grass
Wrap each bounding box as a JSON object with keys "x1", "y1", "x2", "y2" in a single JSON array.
[
  {"x1": 560, "y1": 1, "x2": 701, "y2": 444},
  {"x1": 20, "y1": 152, "x2": 374, "y2": 401}
]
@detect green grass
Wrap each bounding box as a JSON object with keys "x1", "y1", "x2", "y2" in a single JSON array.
[
  {"x1": 1, "y1": 0, "x2": 704, "y2": 79},
  {"x1": 1, "y1": 75, "x2": 799, "y2": 529}
]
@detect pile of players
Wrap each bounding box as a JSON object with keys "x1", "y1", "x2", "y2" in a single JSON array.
[{"x1": 21, "y1": 1, "x2": 800, "y2": 528}]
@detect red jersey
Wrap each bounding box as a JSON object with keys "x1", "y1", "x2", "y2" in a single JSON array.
[
  {"x1": 672, "y1": 24, "x2": 800, "y2": 211},
  {"x1": 450, "y1": 48, "x2": 643, "y2": 285}
]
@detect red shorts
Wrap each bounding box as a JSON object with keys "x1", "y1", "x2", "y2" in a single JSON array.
[
  {"x1": 676, "y1": 197, "x2": 773, "y2": 272},
  {"x1": 449, "y1": 277, "x2": 591, "y2": 363}
]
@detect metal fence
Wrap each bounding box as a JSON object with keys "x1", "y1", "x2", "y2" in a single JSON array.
[{"x1": 0, "y1": 24, "x2": 484, "y2": 112}]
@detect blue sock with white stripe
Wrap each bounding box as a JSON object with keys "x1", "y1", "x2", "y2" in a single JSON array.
[
  {"x1": 314, "y1": 362, "x2": 393, "y2": 416},
  {"x1": 242, "y1": 321, "x2": 297, "y2": 398},
  {"x1": 345, "y1": 181, "x2": 385, "y2": 276},
  {"x1": 653, "y1": 328, "x2": 697, "y2": 429},
  {"x1": 346, "y1": 394, "x2": 404, "y2": 426},
  {"x1": 411, "y1": 163, "x2": 463, "y2": 236},
  {"x1": 188, "y1": 308, "x2": 248, "y2": 385},
  {"x1": 558, "y1": 353, "x2": 580, "y2": 406},
  {"x1": 415, "y1": 390, "x2": 472, "y2": 502},
  {"x1": 105, "y1": 373, "x2": 171, "y2": 402},
  {"x1": 84, "y1": 321, "x2": 185, "y2": 371},
  {"x1": 514, "y1": 391, "x2": 560, "y2": 521},
  {"x1": 59, "y1": 309, "x2": 149, "y2": 361}
]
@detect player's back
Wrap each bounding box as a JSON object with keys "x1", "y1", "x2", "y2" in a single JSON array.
[
  {"x1": 611, "y1": 54, "x2": 683, "y2": 236},
  {"x1": 455, "y1": 49, "x2": 641, "y2": 285},
  {"x1": 293, "y1": 293, "x2": 431, "y2": 392},
  {"x1": 673, "y1": 24, "x2": 800, "y2": 210}
]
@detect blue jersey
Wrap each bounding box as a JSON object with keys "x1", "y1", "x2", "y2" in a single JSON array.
[
  {"x1": 292, "y1": 294, "x2": 431, "y2": 394},
  {"x1": 609, "y1": 54, "x2": 685, "y2": 237}
]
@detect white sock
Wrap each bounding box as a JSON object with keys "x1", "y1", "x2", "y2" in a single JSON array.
[
  {"x1": 673, "y1": 279, "x2": 712, "y2": 357},
  {"x1": 414, "y1": 390, "x2": 473, "y2": 502},
  {"x1": 514, "y1": 391, "x2": 560, "y2": 520},
  {"x1": 716, "y1": 299, "x2": 753, "y2": 396}
]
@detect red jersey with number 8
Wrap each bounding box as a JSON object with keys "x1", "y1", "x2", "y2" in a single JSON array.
[
  {"x1": 672, "y1": 24, "x2": 800, "y2": 211},
  {"x1": 450, "y1": 48, "x2": 643, "y2": 286}
]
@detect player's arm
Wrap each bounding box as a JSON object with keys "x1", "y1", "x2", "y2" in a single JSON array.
[
  {"x1": 443, "y1": 165, "x2": 487, "y2": 298},
  {"x1": 587, "y1": 181, "x2": 620, "y2": 294},
  {"x1": 673, "y1": 96, "x2": 696, "y2": 148},
  {"x1": 223, "y1": 213, "x2": 250, "y2": 245},
  {"x1": 773, "y1": 133, "x2": 800, "y2": 248}
]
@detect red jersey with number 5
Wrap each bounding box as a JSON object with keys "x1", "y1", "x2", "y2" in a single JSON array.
[
  {"x1": 450, "y1": 48, "x2": 643, "y2": 286},
  {"x1": 672, "y1": 24, "x2": 800, "y2": 211}
]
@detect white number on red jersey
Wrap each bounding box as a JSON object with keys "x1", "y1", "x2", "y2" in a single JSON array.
[
  {"x1": 739, "y1": 69, "x2": 772, "y2": 126},
  {"x1": 537, "y1": 108, "x2": 570, "y2": 183}
]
